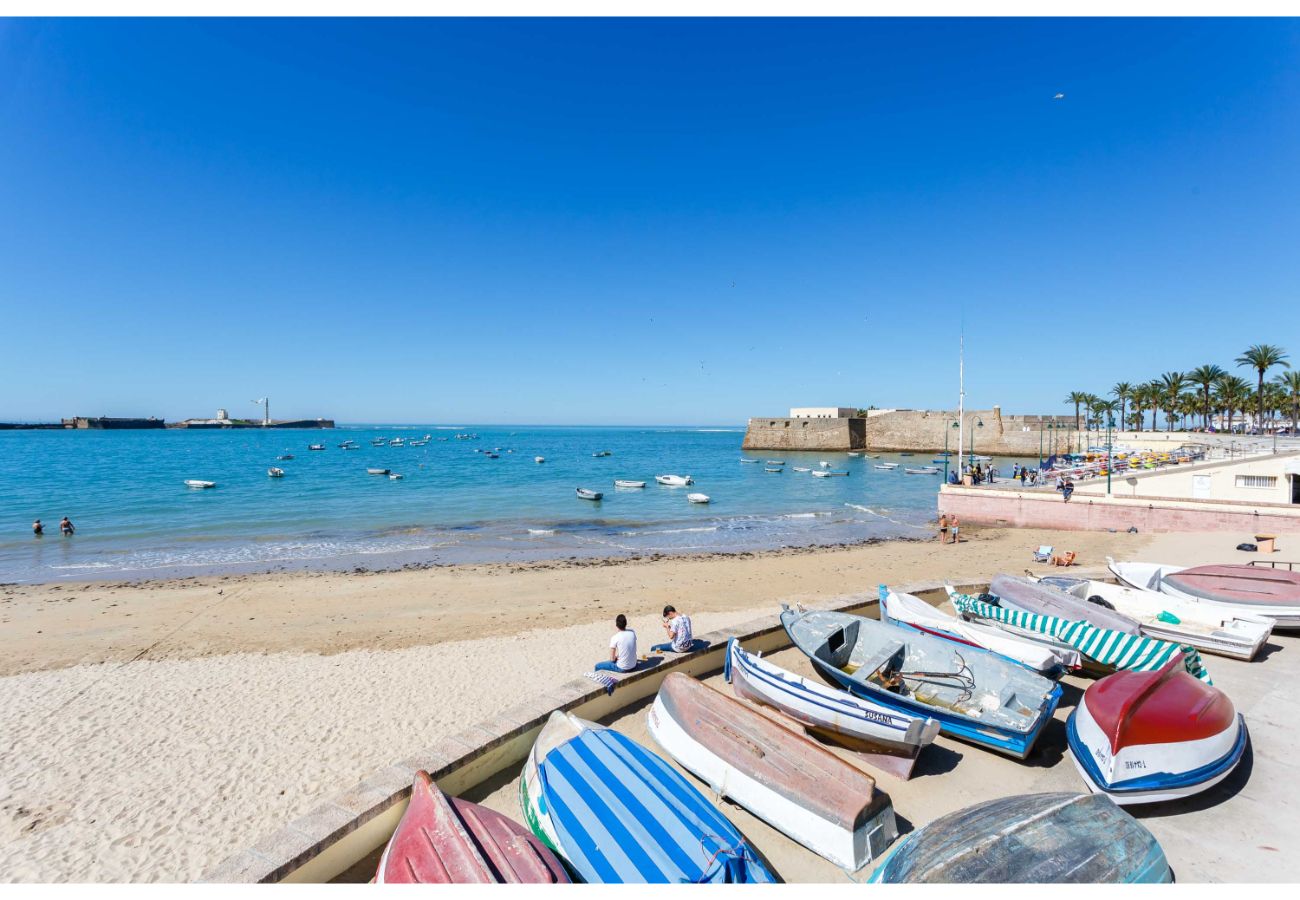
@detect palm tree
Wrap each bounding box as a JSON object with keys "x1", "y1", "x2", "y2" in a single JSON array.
[
  {"x1": 1111, "y1": 382, "x2": 1133, "y2": 432},
  {"x1": 1235, "y1": 344, "x2": 1289, "y2": 433},
  {"x1": 1213, "y1": 375, "x2": 1251, "y2": 432},
  {"x1": 1187, "y1": 364, "x2": 1226, "y2": 430},
  {"x1": 1158, "y1": 372, "x2": 1185, "y2": 431},
  {"x1": 1275, "y1": 370, "x2": 1300, "y2": 434},
  {"x1": 1064, "y1": 391, "x2": 1090, "y2": 433}
]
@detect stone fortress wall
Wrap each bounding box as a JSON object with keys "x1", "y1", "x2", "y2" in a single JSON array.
[{"x1": 743, "y1": 407, "x2": 1079, "y2": 455}]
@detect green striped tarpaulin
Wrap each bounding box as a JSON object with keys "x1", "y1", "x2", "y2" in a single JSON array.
[{"x1": 951, "y1": 593, "x2": 1211, "y2": 684}]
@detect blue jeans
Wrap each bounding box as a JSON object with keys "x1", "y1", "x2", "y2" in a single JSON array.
[
  {"x1": 650, "y1": 639, "x2": 710, "y2": 654},
  {"x1": 594, "y1": 658, "x2": 661, "y2": 674}
]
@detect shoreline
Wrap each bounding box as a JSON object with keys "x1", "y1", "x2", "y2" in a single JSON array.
[{"x1": 0, "y1": 525, "x2": 1152, "y2": 678}]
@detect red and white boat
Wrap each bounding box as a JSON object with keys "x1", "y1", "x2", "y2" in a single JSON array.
[
  {"x1": 1066, "y1": 654, "x2": 1248, "y2": 806},
  {"x1": 1109, "y1": 559, "x2": 1300, "y2": 629},
  {"x1": 376, "y1": 771, "x2": 570, "y2": 883}
]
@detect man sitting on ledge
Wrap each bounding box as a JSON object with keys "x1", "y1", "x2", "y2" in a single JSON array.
[
  {"x1": 595, "y1": 614, "x2": 661, "y2": 674},
  {"x1": 651, "y1": 605, "x2": 709, "y2": 654}
]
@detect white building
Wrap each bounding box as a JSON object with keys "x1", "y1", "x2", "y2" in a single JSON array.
[{"x1": 789, "y1": 407, "x2": 857, "y2": 419}]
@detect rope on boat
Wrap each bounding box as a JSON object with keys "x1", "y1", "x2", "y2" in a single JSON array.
[{"x1": 883, "y1": 652, "x2": 976, "y2": 705}]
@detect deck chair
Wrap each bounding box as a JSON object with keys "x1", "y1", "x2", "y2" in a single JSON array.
[{"x1": 1032, "y1": 545, "x2": 1053, "y2": 563}]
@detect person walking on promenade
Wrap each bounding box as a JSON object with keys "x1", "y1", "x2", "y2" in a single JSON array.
[
  {"x1": 60, "y1": 516, "x2": 75, "y2": 536},
  {"x1": 1063, "y1": 479, "x2": 1075, "y2": 503},
  {"x1": 32, "y1": 519, "x2": 43, "y2": 537},
  {"x1": 937, "y1": 513, "x2": 950, "y2": 545},
  {"x1": 1019, "y1": 467, "x2": 1028, "y2": 485}
]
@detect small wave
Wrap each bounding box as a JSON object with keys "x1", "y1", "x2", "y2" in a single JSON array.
[
  {"x1": 527, "y1": 528, "x2": 556, "y2": 535},
  {"x1": 622, "y1": 525, "x2": 719, "y2": 536}
]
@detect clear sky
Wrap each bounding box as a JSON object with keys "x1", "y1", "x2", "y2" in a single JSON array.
[{"x1": 2, "y1": 18, "x2": 1297, "y2": 425}]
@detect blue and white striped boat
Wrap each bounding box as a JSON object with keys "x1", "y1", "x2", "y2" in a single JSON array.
[
  {"x1": 519, "y1": 711, "x2": 776, "y2": 883},
  {"x1": 724, "y1": 638, "x2": 939, "y2": 780},
  {"x1": 781, "y1": 604, "x2": 1062, "y2": 759}
]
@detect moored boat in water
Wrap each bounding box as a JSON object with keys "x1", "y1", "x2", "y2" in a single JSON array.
[
  {"x1": 376, "y1": 771, "x2": 570, "y2": 883},
  {"x1": 867, "y1": 792, "x2": 1171, "y2": 883},
  {"x1": 648, "y1": 673, "x2": 898, "y2": 871},
  {"x1": 184, "y1": 479, "x2": 216, "y2": 489},
  {"x1": 1066, "y1": 654, "x2": 1248, "y2": 806},
  {"x1": 654, "y1": 474, "x2": 692, "y2": 486},
  {"x1": 725, "y1": 638, "x2": 939, "y2": 779},
  {"x1": 367, "y1": 468, "x2": 390, "y2": 475},
  {"x1": 575, "y1": 487, "x2": 603, "y2": 501},
  {"x1": 519, "y1": 711, "x2": 776, "y2": 883},
  {"x1": 780, "y1": 604, "x2": 1062, "y2": 758},
  {"x1": 686, "y1": 492, "x2": 710, "y2": 503},
  {"x1": 614, "y1": 479, "x2": 646, "y2": 488},
  {"x1": 267, "y1": 467, "x2": 285, "y2": 478}
]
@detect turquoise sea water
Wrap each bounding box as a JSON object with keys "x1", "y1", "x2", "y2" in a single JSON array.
[{"x1": 0, "y1": 426, "x2": 1039, "y2": 583}]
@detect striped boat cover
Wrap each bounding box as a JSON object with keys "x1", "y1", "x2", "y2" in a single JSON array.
[
  {"x1": 951, "y1": 593, "x2": 1212, "y2": 684},
  {"x1": 538, "y1": 728, "x2": 775, "y2": 883}
]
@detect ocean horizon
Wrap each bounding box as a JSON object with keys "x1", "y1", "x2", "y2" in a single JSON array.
[{"x1": 1, "y1": 424, "x2": 1039, "y2": 584}]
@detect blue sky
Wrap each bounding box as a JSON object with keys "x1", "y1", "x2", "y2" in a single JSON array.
[{"x1": 1, "y1": 18, "x2": 1297, "y2": 425}]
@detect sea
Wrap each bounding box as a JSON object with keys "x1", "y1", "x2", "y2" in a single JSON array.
[{"x1": 0, "y1": 425, "x2": 1040, "y2": 584}]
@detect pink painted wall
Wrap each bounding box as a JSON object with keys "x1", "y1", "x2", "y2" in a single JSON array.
[{"x1": 938, "y1": 489, "x2": 1300, "y2": 535}]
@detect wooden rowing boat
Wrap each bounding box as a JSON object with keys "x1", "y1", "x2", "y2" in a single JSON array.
[{"x1": 648, "y1": 672, "x2": 898, "y2": 870}]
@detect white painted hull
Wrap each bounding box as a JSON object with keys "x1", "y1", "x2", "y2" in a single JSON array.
[
  {"x1": 725, "y1": 639, "x2": 938, "y2": 778},
  {"x1": 1054, "y1": 577, "x2": 1271, "y2": 660},
  {"x1": 647, "y1": 693, "x2": 896, "y2": 870},
  {"x1": 655, "y1": 475, "x2": 692, "y2": 486},
  {"x1": 1109, "y1": 559, "x2": 1300, "y2": 629},
  {"x1": 1068, "y1": 695, "x2": 1247, "y2": 805},
  {"x1": 885, "y1": 588, "x2": 1076, "y2": 674}
]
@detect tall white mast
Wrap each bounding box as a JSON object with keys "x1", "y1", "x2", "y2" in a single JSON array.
[{"x1": 957, "y1": 332, "x2": 965, "y2": 474}]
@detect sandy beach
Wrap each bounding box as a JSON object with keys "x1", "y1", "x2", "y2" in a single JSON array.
[{"x1": 0, "y1": 526, "x2": 1271, "y2": 882}]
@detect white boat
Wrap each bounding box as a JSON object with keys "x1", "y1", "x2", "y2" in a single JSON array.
[
  {"x1": 792, "y1": 466, "x2": 812, "y2": 472},
  {"x1": 655, "y1": 474, "x2": 692, "y2": 486},
  {"x1": 266, "y1": 467, "x2": 285, "y2": 478},
  {"x1": 903, "y1": 467, "x2": 939, "y2": 475},
  {"x1": 819, "y1": 461, "x2": 832, "y2": 468},
  {"x1": 388, "y1": 438, "x2": 405, "y2": 446},
  {"x1": 739, "y1": 458, "x2": 762, "y2": 464},
  {"x1": 847, "y1": 451, "x2": 862, "y2": 457},
  {"x1": 875, "y1": 463, "x2": 900, "y2": 470},
  {"x1": 184, "y1": 479, "x2": 216, "y2": 489},
  {"x1": 389, "y1": 473, "x2": 404, "y2": 480},
  {"x1": 765, "y1": 460, "x2": 785, "y2": 465},
  {"x1": 575, "y1": 487, "x2": 603, "y2": 501},
  {"x1": 648, "y1": 673, "x2": 899, "y2": 871},
  {"x1": 1039, "y1": 574, "x2": 1272, "y2": 660},
  {"x1": 367, "y1": 468, "x2": 391, "y2": 475},
  {"x1": 308, "y1": 444, "x2": 325, "y2": 451},
  {"x1": 881, "y1": 586, "x2": 1080, "y2": 675},
  {"x1": 614, "y1": 479, "x2": 646, "y2": 488},
  {"x1": 687, "y1": 492, "x2": 710, "y2": 503},
  {"x1": 534, "y1": 456, "x2": 545, "y2": 463},
  {"x1": 725, "y1": 638, "x2": 939, "y2": 780},
  {"x1": 812, "y1": 470, "x2": 848, "y2": 477},
  {"x1": 1108, "y1": 558, "x2": 1300, "y2": 629},
  {"x1": 765, "y1": 467, "x2": 783, "y2": 473}
]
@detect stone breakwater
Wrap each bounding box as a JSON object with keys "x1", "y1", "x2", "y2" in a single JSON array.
[{"x1": 742, "y1": 407, "x2": 1078, "y2": 455}]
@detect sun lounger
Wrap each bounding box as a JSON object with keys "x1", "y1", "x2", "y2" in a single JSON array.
[{"x1": 1033, "y1": 545, "x2": 1053, "y2": 563}]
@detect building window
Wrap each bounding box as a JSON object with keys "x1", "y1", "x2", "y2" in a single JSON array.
[{"x1": 1236, "y1": 475, "x2": 1277, "y2": 489}]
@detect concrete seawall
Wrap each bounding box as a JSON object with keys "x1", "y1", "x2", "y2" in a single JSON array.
[{"x1": 938, "y1": 484, "x2": 1300, "y2": 534}]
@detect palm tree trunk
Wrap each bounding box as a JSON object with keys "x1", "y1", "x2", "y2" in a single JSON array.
[
  {"x1": 1257, "y1": 370, "x2": 1265, "y2": 432},
  {"x1": 1202, "y1": 385, "x2": 1210, "y2": 429}
]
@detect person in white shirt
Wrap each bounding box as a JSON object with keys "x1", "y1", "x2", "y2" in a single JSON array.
[
  {"x1": 652, "y1": 605, "x2": 703, "y2": 654},
  {"x1": 596, "y1": 614, "x2": 639, "y2": 673}
]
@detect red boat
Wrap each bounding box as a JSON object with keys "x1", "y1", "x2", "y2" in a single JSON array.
[
  {"x1": 1164, "y1": 564, "x2": 1300, "y2": 606},
  {"x1": 376, "y1": 771, "x2": 570, "y2": 883},
  {"x1": 1066, "y1": 654, "x2": 1247, "y2": 806}
]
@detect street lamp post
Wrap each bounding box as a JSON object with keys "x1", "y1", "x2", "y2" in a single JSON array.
[
  {"x1": 969, "y1": 417, "x2": 983, "y2": 469},
  {"x1": 944, "y1": 421, "x2": 957, "y2": 483},
  {"x1": 1106, "y1": 416, "x2": 1116, "y2": 496}
]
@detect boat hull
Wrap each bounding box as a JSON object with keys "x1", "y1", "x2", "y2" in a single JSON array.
[
  {"x1": 781, "y1": 608, "x2": 1062, "y2": 759},
  {"x1": 1065, "y1": 656, "x2": 1248, "y2": 805},
  {"x1": 648, "y1": 673, "x2": 898, "y2": 870},
  {"x1": 867, "y1": 792, "x2": 1171, "y2": 883},
  {"x1": 519, "y1": 711, "x2": 775, "y2": 883},
  {"x1": 1110, "y1": 559, "x2": 1300, "y2": 628},
  {"x1": 377, "y1": 771, "x2": 569, "y2": 883},
  {"x1": 725, "y1": 639, "x2": 938, "y2": 779}
]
